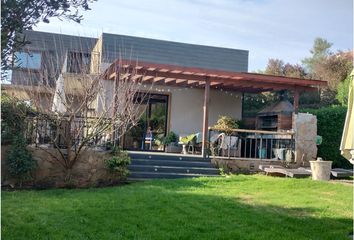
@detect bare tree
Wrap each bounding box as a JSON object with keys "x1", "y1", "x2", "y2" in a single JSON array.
[{"x1": 10, "y1": 38, "x2": 150, "y2": 181}]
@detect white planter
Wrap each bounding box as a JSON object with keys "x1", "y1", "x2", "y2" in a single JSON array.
[{"x1": 310, "y1": 160, "x2": 332, "y2": 181}]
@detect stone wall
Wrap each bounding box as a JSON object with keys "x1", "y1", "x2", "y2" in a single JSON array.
[
  {"x1": 293, "y1": 113, "x2": 318, "y2": 166},
  {"x1": 1, "y1": 145, "x2": 120, "y2": 188},
  {"x1": 211, "y1": 158, "x2": 287, "y2": 173}
]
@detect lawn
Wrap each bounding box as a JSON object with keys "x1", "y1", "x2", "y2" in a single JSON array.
[{"x1": 2, "y1": 175, "x2": 353, "y2": 240}]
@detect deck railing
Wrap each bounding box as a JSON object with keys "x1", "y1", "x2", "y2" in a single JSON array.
[
  {"x1": 208, "y1": 127, "x2": 295, "y2": 161},
  {"x1": 24, "y1": 115, "x2": 113, "y2": 150}
]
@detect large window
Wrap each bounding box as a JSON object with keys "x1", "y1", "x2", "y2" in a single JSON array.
[
  {"x1": 14, "y1": 52, "x2": 42, "y2": 69},
  {"x1": 123, "y1": 93, "x2": 169, "y2": 151},
  {"x1": 67, "y1": 52, "x2": 91, "y2": 73}
]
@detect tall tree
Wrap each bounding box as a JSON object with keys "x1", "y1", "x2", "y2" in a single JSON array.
[
  {"x1": 283, "y1": 63, "x2": 306, "y2": 78},
  {"x1": 264, "y1": 59, "x2": 306, "y2": 78},
  {"x1": 314, "y1": 51, "x2": 353, "y2": 89},
  {"x1": 1, "y1": 0, "x2": 95, "y2": 72},
  {"x1": 15, "y1": 56, "x2": 148, "y2": 182},
  {"x1": 264, "y1": 58, "x2": 285, "y2": 76},
  {"x1": 301, "y1": 38, "x2": 352, "y2": 105},
  {"x1": 302, "y1": 37, "x2": 333, "y2": 74}
]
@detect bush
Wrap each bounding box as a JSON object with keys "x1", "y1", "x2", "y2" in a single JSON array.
[
  {"x1": 105, "y1": 147, "x2": 131, "y2": 179},
  {"x1": 162, "y1": 131, "x2": 178, "y2": 145},
  {"x1": 1, "y1": 94, "x2": 33, "y2": 144},
  {"x1": 213, "y1": 116, "x2": 240, "y2": 133},
  {"x1": 336, "y1": 75, "x2": 351, "y2": 106},
  {"x1": 301, "y1": 106, "x2": 350, "y2": 168},
  {"x1": 7, "y1": 134, "x2": 37, "y2": 185}
]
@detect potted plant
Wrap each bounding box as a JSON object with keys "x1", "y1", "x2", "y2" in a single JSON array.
[
  {"x1": 153, "y1": 134, "x2": 165, "y2": 151},
  {"x1": 163, "y1": 131, "x2": 181, "y2": 153}
]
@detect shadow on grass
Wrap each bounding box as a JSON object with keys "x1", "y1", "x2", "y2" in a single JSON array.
[{"x1": 2, "y1": 176, "x2": 353, "y2": 240}]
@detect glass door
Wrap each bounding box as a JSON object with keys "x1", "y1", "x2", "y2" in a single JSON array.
[{"x1": 123, "y1": 93, "x2": 168, "y2": 151}]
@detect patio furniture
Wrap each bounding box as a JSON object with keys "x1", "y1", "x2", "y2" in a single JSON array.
[
  {"x1": 331, "y1": 168, "x2": 354, "y2": 178},
  {"x1": 179, "y1": 134, "x2": 195, "y2": 154},
  {"x1": 178, "y1": 133, "x2": 202, "y2": 154},
  {"x1": 263, "y1": 167, "x2": 311, "y2": 178},
  {"x1": 258, "y1": 164, "x2": 285, "y2": 171},
  {"x1": 217, "y1": 133, "x2": 240, "y2": 157},
  {"x1": 178, "y1": 134, "x2": 191, "y2": 154},
  {"x1": 188, "y1": 133, "x2": 202, "y2": 154},
  {"x1": 142, "y1": 128, "x2": 154, "y2": 150},
  {"x1": 181, "y1": 144, "x2": 188, "y2": 154}
]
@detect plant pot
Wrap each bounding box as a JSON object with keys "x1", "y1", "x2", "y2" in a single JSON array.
[
  {"x1": 165, "y1": 144, "x2": 182, "y2": 153},
  {"x1": 133, "y1": 141, "x2": 139, "y2": 149},
  {"x1": 310, "y1": 160, "x2": 332, "y2": 181}
]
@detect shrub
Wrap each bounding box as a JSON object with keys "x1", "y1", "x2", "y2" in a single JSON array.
[
  {"x1": 1, "y1": 94, "x2": 33, "y2": 144},
  {"x1": 301, "y1": 106, "x2": 350, "y2": 168},
  {"x1": 336, "y1": 75, "x2": 351, "y2": 106},
  {"x1": 162, "y1": 131, "x2": 178, "y2": 145},
  {"x1": 105, "y1": 147, "x2": 131, "y2": 179},
  {"x1": 7, "y1": 134, "x2": 37, "y2": 185},
  {"x1": 213, "y1": 116, "x2": 240, "y2": 133}
]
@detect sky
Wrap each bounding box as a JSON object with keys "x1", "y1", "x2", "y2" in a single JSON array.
[{"x1": 35, "y1": 0, "x2": 353, "y2": 71}]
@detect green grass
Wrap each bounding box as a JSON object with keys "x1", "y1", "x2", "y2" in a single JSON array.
[{"x1": 2, "y1": 175, "x2": 353, "y2": 240}]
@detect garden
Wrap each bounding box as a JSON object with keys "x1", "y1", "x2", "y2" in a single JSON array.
[{"x1": 2, "y1": 175, "x2": 353, "y2": 240}]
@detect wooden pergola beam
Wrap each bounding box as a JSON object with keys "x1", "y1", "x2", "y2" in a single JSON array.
[
  {"x1": 201, "y1": 78, "x2": 210, "y2": 158},
  {"x1": 142, "y1": 76, "x2": 154, "y2": 82},
  {"x1": 103, "y1": 60, "x2": 327, "y2": 93},
  {"x1": 153, "y1": 77, "x2": 166, "y2": 83},
  {"x1": 164, "y1": 78, "x2": 176, "y2": 84},
  {"x1": 105, "y1": 60, "x2": 327, "y2": 85}
]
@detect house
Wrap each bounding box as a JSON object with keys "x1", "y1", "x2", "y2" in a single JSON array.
[{"x1": 5, "y1": 30, "x2": 327, "y2": 172}]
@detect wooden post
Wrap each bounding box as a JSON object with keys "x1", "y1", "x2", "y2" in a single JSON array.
[
  {"x1": 202, "y1": 78, "x2": 210, "y2": 158},
  {"x1": 293, "y1": 89, "x2": 299, "y2": 114}
]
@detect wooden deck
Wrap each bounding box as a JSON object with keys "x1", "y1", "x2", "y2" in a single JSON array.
[
  {"x1": 260, "y1": 165, "x2": 311, "y2": 178},
  {"x1": 331, "y1": 168, "x2": 353, "y2": 178},
  {"x1": 259, "y1": 165, "x2": 353, "y2": 179}
]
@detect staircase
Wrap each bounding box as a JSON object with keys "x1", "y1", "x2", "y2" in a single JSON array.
[{"x1": 128, "y1": 152, "x2": 220, "y2": 181}]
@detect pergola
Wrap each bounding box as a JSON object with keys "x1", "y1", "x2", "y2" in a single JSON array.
[{"x1": 103, "y1": 59, "x2": 327, "y2": 156}]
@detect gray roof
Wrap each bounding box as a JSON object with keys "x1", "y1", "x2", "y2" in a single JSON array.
[{"x1": 101, "y1": 33, "x2": 248, "y2": 72}]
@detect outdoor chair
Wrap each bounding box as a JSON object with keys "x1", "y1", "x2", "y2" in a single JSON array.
[
  {"x1": 216, "y1": 133, "x2": 240, "y2": 158},
  {"x1": 187, "y1": 132, "x2": 203, "y2": 154},
  {"x1": 187, "y1": 135, "x2": 198, "y2": 154},
  {"x1": 141, "y1": 131, "x2": 154, "y2": 150},
  {"x1": 179, "y1": 133, "x2": 202, "y2": 154}
]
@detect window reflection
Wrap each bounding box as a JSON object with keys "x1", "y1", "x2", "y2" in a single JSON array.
[{"x1": 14, "y1": 52, "x2": 41, "y2": 69}]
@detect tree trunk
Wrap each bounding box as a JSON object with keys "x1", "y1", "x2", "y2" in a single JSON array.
[{"x1": 64, "y1": 168, "x2": 73, "y2": 184}]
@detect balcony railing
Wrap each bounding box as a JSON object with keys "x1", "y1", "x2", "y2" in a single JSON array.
[
  {"x1": 208, "y1": 128, "x2": 295, "y2": 161},
  {"x1": 24, "y1": 115, "x2": 113, "y2": 150}
]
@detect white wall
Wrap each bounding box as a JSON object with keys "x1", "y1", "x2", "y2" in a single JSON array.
[
  {"x1": 97, "y1": 82, "x2": 243, "y2": 135},
  {"x1": 149, "y1": 85, "x2": 242, "y2": 135}
]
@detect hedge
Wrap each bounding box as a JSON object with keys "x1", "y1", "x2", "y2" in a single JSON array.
[{"x1": 301, "y1": 106, "x2": 351, "y2": 168}]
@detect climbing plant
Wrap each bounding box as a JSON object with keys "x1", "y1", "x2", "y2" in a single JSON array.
[{"x1": 7, "y1": 134, "x2": 37, "y2": 185}]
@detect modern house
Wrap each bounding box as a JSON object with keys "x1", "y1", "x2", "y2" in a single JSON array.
[{"x1": 5, "y1": 30, "x2": 327, "y2": 176}]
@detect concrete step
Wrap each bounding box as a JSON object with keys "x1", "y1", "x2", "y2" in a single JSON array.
[
  {"x1": 128, "y1": 152, "x2": 209, "y2": 162},
  {"x1": 129, "y1": 164, "x2": 219, "y2": 175},
  {"x1": 128, "y1": 171, "x2": 220, "y2": 180},
  {"x1": 130, "y1": 159, "x2": 214, "y2": 168}
]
